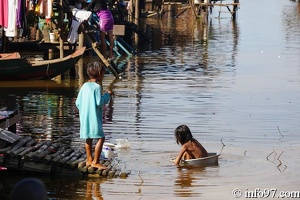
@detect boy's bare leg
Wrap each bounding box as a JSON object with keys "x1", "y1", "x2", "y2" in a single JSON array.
[
  {"x1": 85, "y1": 139, "x2": 93, "y2": 166},
  {"x1": 92, "y1": 138, "x2": 107, "y2": 169}
]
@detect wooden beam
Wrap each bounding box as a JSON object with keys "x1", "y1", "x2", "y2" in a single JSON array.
[
  {"x1": 201, "y1": 3, "x2": 240, "y2": 6},
  {"x1": 0, "y1": 128, "x2": 20, "y2": 144}
]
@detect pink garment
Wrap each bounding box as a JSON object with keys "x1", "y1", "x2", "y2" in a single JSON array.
[
  {"x1": 0, "y1": 0, "x2": 8, "y2": 28},
  {"x1": 96, "y1": 9, "x2": 114, "y2": 32}
]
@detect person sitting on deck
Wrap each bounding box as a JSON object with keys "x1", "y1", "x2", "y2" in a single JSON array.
[{"x1": 174, "y1": 124, "x2": 208, "y2": 165}]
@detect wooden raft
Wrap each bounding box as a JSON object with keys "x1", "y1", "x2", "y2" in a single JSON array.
[{"x1": 0, "y1": 136, "x2": 130, "y2": 178}]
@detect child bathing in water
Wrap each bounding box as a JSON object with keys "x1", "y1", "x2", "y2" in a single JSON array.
[{"x1": 174, "y1": 124, "x2": 208, "y2": 165}]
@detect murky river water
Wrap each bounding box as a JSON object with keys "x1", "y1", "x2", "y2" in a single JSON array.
[{"x1": 1, "y1": 0, "x2": 300, "y2": 199}]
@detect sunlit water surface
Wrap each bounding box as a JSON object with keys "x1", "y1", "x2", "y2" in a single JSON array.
[{"x1": 0, "y1": 0, "x2": 300, "y2": 199}]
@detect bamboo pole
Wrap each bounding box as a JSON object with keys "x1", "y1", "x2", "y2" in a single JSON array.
[
  {"x1": 51, "y1": 148, "x2": 74, "y2": 165},
  {"x1": 5, "y1": 136, "x2": 32, "y2": 156},
  {"x1": 17, "y1": 142, "x2": 46, "y2": 159},
  {"x1": 87, "y1": 159, "x2": 108, "y2": 174},
  {"x1": 32, "y1": 142, "x2": 61, "y2": 163},
  {"x1": 119, "y1": 170, "x2": 131, "y2": 178},
  {"x1": 59, "y1": 0, "x2": 64, "y2": 59},
  {"x1": 64, "y1": 151, "x2": 84, "y2": 168},
  {"x1": 78, "y1": 161, "x2": 89, "y2": 173},
  {"x1": 23, "y1": 140, "x2": 52, "y2": 161},
  {"x1": 43, "y1": 145, "x2": 68, "y2": 164},
  {"x1": 114, "y1": 170, "x2": 121, "y2": 178},
  {"x1": 9, "y1": 147, "x2": 26, "y2": 157},
  {"x1": 59, "y1": 150, "x2": 81, "y2": 166},
  {"x1": 0, "y1": 145, "x2": 13, "y2": 154},
  {"x1": 102, "y1": 160, "x2": 116, "y2": 176},
  {"x1": 68, "y1": 154, "x2": 86, "y2": 169},
  {"x1": 95, "y1": 160, "x2": 110, "y2": 175}
]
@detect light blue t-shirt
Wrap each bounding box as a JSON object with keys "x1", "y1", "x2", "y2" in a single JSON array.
[{"x1": 76, "y1": 82, "x2": 110, "y2": 139}]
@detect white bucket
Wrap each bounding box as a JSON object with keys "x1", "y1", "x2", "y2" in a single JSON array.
[
  {"x1": 102, "y1": 143, "x2": 115, "y2": 160},
  {"x1": 49, "y1": 33, "x2": 55, "y2": 43}
]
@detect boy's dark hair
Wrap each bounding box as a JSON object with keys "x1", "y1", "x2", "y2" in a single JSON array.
[
  {"x1": 86, "y1": 62, "x2": 105, "y2": 78},
  {"x1": 174, "y1": 124, "x2": 194, "y2": 145}
]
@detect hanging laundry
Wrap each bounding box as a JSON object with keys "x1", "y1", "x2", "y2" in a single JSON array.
[
  {"x1": 28, "y1": 0, "x2": 35, "y2": 11},
  {"x1": 4, "y1": 0, "x2": 18, "y2": 37},
  {"x1": 37, "y1": 0, "x2": 52, "y2": 19},
  {"x1": 0, "y1": 0, "x2": 9, "y2": 28},
  {"x1": 67, "y1": 8, "x2": 92, "y2": 44},
  {"x1": 45, "y1": 0, "x2": 52, "y2": 19},
  {"x1": 17, "y1": 0, "x2": 28, "y2": 37}
]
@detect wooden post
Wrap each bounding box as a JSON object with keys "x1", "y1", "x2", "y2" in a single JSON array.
[
  {"x1": 135, "y1": 0, "x2": 140, "y2": 20},
  {"x1": 134, "y1": 0, "x2": 140, "y2": 47},
  {"x1": 232, "y1": 0, "x2": 239, "y2": 20},
  {"x1": 6, "y1": 94, "x2": 17, "y2": 133},
  {"x1": 0, "y1": 27, "x2": 4, "y2": 53},
  {"x1": 129, "y1": 0, "x2": 134, "y2": 22},
  {"x1": 59, "y1": 0, "x2": 64, "y2": 59},
  {"x1": 78, "y1": 31, "x2": 84, "y2": 86},
  {"x1": 189, "y1": 0, "x2": 198, "y2": 18},
  {"x1": 6, "y1": 95, "x2": 16, "y2": 111}
]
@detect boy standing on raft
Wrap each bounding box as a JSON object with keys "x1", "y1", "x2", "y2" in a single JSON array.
[{"x1": 76, "y1": 62, "x2": 112, "y2": 169}]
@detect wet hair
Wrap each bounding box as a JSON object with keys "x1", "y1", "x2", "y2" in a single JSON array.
[
  {"x1": 11, "y1": 178, "x2": 47, "y2": 200},
  {"x1": 174, "y1": 124, "x2": 194, "y2": 145},
  {"x1": 86, "y1": 62, "x2": 105, "y2": 79}
]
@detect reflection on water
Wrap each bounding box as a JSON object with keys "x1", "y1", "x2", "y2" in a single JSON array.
[
  {"x1": 174, "y1": 167, "x2": 205, "y2": 198},
  {"x1": 86, "y1": 179, "x2": 104, "y2": 200},
  {"x1": 1, "y1": 0, "x2": 300, "y2": 199}
]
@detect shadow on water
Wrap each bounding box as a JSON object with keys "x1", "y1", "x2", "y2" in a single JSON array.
[{"x1": 0, "y1": 170, "x2": 110, "y2": 200}]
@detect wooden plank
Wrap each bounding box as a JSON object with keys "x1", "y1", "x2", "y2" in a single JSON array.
[
  {"x1": 23, "y1": 161, "x2": 51, "y2": 173},
  {"x1": 0, "y1": 140, "x2": 6, "y2": 149},
  {"x1": 163, "y1": 2, "x2": 182, "y2": 4},
  {"x1": 0, "y1": 128, "x2": 20, "y2": 143},
  {"x1": 113, "y1": 25, "x2": 125, "y2": 36},
  {"x1": 202, "y1": 3, "x2": 240, "y2": 6},
  {"x1": 0, "y1": 114, "x2": 19, "y2": 130}
]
